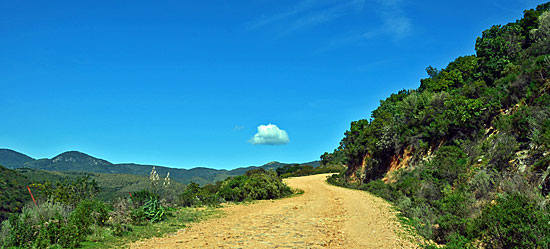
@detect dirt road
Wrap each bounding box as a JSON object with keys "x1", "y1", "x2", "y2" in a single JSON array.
[{"x1": 130, "y1": 174, "x2": 418, "y2": 248}]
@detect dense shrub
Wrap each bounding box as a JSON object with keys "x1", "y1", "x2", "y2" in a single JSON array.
[
  {"x1": 474, "y1": 193, "x2": 550, "y2": 248},
  {"x1": 70, "y1": 199, "x2": 110, "y2": 234},
  {"x1": 0, "y1": 201, "x2": 82, "y2": 248},
  {"x1": 276, "y1": 164, "x2": 307, "y2": 176},
  {"x1": 0, "y1": 198, "x2": 113, "y2": 248},
  {"x1": 327, "y1": 172, "x2": 360, "y2": 189},
  {"x1": 426, "y1": 146, "x2": 468, "y2": 185},
  {"x1": 487, "y1": 133, "x2": 520, "y2": 171},
  {"x1": 434, "y1": 186, "x2": 474, "y2": 243},
  {"x1": 218, "y1": 170, "x2": 292, "y2": 202},
  {"x1": 31, "y1": 176, "x2": 99, "y2": 206},
  {"x1": 0, "y1": 176, "x2": 121, "y2": 248},
  {"x1": 179, "y1": 182, "x2": 222, "y2": 207},
  {"x1": 276, "y1": 164, "x2": 342, "y2": 178},
  {"x1": 179, "y1": 169, "x2": 293, "y2": 207}
]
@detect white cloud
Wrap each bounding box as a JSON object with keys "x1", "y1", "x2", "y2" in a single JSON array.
[
  {"x1": 314, "y1": 0, "x2": 411, "y2": 52},
  {"x1": 246, "y1": 0, "x2": 321, "y2": 30},
  {"x1": 377, "y1": 0, "x2": 411, "y2": 38},
  {"x1": 249, "y1": 124, "x2": 290, "y2": 145},
  {"x1": 284, "y1": 0, "x2": 365, "y2": 33},
  {"x1": 246, "y1": 0, "x2": 365, "y2": 35}
]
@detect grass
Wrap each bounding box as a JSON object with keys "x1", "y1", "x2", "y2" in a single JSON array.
[
  {"x1": 290, "y1": 188, "x2": 304, "y2": 196},
  {"x1": 81, "y1": 190, "x2": 302, "y2": 248},
  {"x1": 80, "y1": 207, "x2": 221, "y2": 248}
]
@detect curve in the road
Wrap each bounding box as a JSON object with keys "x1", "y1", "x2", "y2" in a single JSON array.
[{"x1": 130, "y1": 174, "x2": 418, "y2": 248}]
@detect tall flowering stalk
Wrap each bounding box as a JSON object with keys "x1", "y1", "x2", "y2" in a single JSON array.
[
  {"x1": 163, "y1": 172, "x2": 171, "y2": 188},
  {"x1": 150, "y1": 166, "x2": 160, "y2": 193}
]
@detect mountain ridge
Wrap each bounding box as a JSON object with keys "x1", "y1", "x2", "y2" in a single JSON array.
[
  {"x1": 0, "y1": 149, "x2": 35, "y2": 168},
  {"x1": 0, "y1": 148, "x2": 320, "y2": 185}
]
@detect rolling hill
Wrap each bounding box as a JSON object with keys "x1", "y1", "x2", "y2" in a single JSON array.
[
  {"x1": 0, "y1": 148, "x2": 320, "y2": 185},
  {"x1": 0, "y1": 149, "x2": 34, "y2": 168}
]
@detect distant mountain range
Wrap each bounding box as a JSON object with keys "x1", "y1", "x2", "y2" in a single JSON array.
[{"x1": 0, "y1": 149, "x2": 320, "y2": 185}]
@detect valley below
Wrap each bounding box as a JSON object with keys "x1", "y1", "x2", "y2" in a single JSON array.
[{"x1": 130, "y1": 174, "x2": 417, "y2": 249}]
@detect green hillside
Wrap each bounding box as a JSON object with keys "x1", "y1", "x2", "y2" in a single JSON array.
[
  {"x1": 0, "y1": 165, "x2": 32, "y2": 221},
  {"x1": 323, "y1": 2, "x2": 550, "y2": 248},
  {"x1": 0, "y1": 149, "x2": 35, "y2": 168},
  {"x1": 14, "y1": 168, "x2": 185, "y2": 202},
  {"x1": 0, "y1": 149, "x2": 319, "y2": 185}
]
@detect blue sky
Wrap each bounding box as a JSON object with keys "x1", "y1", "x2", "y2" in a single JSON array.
[{"x1": 0, "y1": 0, "x2": 546, "y2": 169}]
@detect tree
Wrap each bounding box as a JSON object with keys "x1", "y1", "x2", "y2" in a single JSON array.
[
  {"x1": 530, "y1": 11, "x2": 550, "y2": 54},
  {"x1": 475, "y1": 24, "x2": 523, "y2": 82}
]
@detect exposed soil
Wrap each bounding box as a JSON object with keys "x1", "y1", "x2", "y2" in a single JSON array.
[{"x1": 129, "y1": 174, "x2": 418, "y2": 248}]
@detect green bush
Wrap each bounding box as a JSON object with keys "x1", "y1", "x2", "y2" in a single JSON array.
[
  {"x1": 0, "y1": 198, "x2": 113, "y2": 248},
  {"x1": 70, "y1": 199, "x2": 110, "y2": 234},
  {"x1": 218, "y1": 170, "x2": 292, "y2": 202},
  {"x1": 276, "y1": 164, "x2": 304, "y2": 176},
  {"x1": 277, "y1": 164, "x2": 342, "y2": 178},
  {"x1": 0, "y1": 220, "x2": 10, "y2": 248},
  {"x1": 0, "y1": 201, "x2": 84, "y2": 248},
  {"x1": 32, "y1": 176, "x2": 99, "y2": 206},
  {"x1": 360, "y1": 179, "x2": 393, "y2": 200},
  {"x1": 487, "y1": 133, "x2": 519, "y2": 171},
  {"x1": 197, "y1": 185, "x2": 223, "y2": 206},
  {"x1": 442, "y1": 233, "x2": 476, "y2": 249},
  {"x1": 434, "y1": 186, "x2": 474, "y2": 243},
  {"x1": 179, "y1": 169, "x2": 292, "y2": 207},
  {"x1": 474, "y1": 193, "x2": 550, "y2": 249},
  {"x1": 426, "y1": 146, "x2": 468, "y2": 185},
  {"x1": 178, "y1": 182, "x2": 220, "y2": 207},
  {"x1": 327, "y1": 173, "x2": 359, "y2": 189}
]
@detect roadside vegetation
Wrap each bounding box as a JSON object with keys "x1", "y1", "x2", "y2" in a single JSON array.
[
  {"x1": 0, "y1": 166, "x2": 293, "y2": 248},
  {"x1": 179, "y1": 168, "x2": 292, "y2": 207},
  {"x1": 275, "y1": 163, "x2": 343, "y2": 178},
  {"x1": 324, "y1": 3, "x2": 550, "y2": 248}
]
